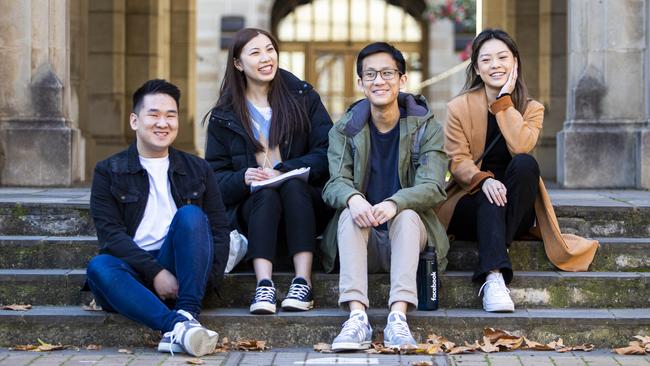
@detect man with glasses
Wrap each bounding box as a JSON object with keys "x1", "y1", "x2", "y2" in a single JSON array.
[{"x1": 322, "y1": 42, "x2": 448, "y2": 350}]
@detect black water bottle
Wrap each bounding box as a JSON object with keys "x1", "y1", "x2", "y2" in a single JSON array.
[{"x1": 416, "y1": 246, "x2": 439, "y2": 310}]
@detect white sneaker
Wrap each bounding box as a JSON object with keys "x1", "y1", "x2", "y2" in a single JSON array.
[
  {"x1": 157, "y1": 310, "x2": 219, "y2": 357},
  {"x1": 331, "y1": 311, "x2": 373, "y2": 351},
  {"x1": 478, "y1": 272, "x2": 515, "y2": 312}
]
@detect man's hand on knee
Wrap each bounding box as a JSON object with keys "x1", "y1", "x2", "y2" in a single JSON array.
[
  {"x1": 372, "y1": 201, "x2": 397, "y2": 225},
  {"x1": 347, "y1": 195, "x2": 379, "y2": 228},
  {"x1": 153, "y1": 269, "x2": 179, "y2": 300}
]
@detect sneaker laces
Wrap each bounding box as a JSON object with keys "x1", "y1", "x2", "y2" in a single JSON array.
[
  {"x1": 339, "y1": 316, "x2": 368, "y2": 339},
  {"x1": 387, "y1": 317, "x2": 412, "y2": 341},
  {"x1": 478, "y1": 279, "x2": 510, "y2": 297},
  {"x1": 253, "y1": 286, "x2": 276, "y2": 303},
  {"x1": 166, "y1": 321, "x2": 187, "y2": 356},
  {"x1": 165, "y1": 310, "x2": 198, "y2": 356},
  {"x1": 286, "y1": 282, "x2": 310, "y2": 299}
]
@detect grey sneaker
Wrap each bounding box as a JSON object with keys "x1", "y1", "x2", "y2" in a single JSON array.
[
  {"x1": 383, "y1": 311, "x2": 416, "y2": 348},
  {"x1": 331, "y1": 311, "x2": 372, "y2": 351},
  {"x1": 157, "y1": 310, "x2": 219, "y2": 357}
]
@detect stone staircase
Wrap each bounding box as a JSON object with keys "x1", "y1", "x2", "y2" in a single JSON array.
[{"x1": 0, "y1": 188, "x2": 648, "y2": 348}]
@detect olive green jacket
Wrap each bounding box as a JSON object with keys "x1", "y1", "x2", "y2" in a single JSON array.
[{"x1": 320, "y1": 93, "x2": 450, "y2": 273}]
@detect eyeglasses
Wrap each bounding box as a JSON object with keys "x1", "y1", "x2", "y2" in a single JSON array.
[{"x1": 361, "y1": 69, "x2": 401, "y2": 81}]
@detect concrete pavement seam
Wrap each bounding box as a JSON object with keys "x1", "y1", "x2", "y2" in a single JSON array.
[{"x1": 223, "y1": 352, "x2": 243, "y2": 366}]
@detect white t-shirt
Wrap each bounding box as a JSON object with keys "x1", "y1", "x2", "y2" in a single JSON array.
[{"x1": 133, "y1": 156, "x2": 178, "y2": 251}]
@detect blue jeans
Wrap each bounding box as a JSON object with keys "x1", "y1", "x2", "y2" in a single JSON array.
[{"x1": 86, "y1": 205, "x2": 214, "y2": 333}]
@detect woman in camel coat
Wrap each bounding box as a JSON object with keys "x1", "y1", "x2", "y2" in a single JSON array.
[{"x1": 437, "y1": 29, "x2": 598, "y2": 313}]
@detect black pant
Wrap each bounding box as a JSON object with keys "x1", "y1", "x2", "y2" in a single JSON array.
[
  {"x1": 448, "y1": 154, "x2": 540, "y2": 284},
  {"x1": 238, "y1": 178, "x2": 328, "y2": 263}
]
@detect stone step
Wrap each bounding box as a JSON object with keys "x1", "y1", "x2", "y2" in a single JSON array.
[
  {"x1": 1, "y1": 270, "x2": 647, "y2": 309},
  {"x1": 2, "y1": 197, "x2": 650, "y2": 239},
  {"x1": 0, "y1": 306, "x2": 647, "y2": 348},
  {"x1": 2, "y1": 236, "x2": 649, "y2": 272}
]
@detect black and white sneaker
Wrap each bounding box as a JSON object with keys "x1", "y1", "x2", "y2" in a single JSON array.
[
  {"x1": 281, "y1": 277, "x2": 314, "y2": 311},
  {"x1": 250, "y1": 279, "x2": 277, "y2": 314}
]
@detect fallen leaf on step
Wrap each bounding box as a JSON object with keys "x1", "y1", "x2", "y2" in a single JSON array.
[
  {"x1": 411, "y1": 361, "x2": 433, "y2": 366},
  {"x1": 479, "y1": 337, "x2": 499, "y2": 353},
  {"x1": 313, "y1": 343, "x2": 332, "y2": 353},
  {"x1": 1, "y1": 304, "x2": 32, "y2": 311},
  {"x1": 398, "y1": 344, "x2": 419, "y2": 355},
  {"x1": 483, "y1": 328, "x2": 519, "y2": 343},
  {"x1": 85, "y1": 344, "x2": 102, "y2": 351},
  {"x1": 212, "y1": 338, "x2": 270, "y2": 353},
  {"x1": 366, "y1": 342, "x2": 397, "y2": 354},
  {"x1": 35, "y1": 339, "x2": 65, "y2": 352},
  {"x1": 547, "y1": 338, "x2": 565, "y2": 350},
  {"x1": 11, "y1": 344, "x2": 38, "y2": 351},
  {"x1": 614, "y1": 341, "x2": 647, "y2": 355},
  {"x1": 523, "y1": 337, "x2": 554, "y2": 351},
  {"x1": 423, "y1": 343, "x2": 443, "y2": 355},
  {"x1": 186, "y1": 358, "x2": 205, "y2": 365},
  {"x1": 118, "y1": 348, "x2": 133, "y2": 354},
  {"x1": 494, "y1": 336, "x2": 523, "y2": 351},
  {"x1": 569, "y1": 344, "x2": 594, "y2": 352},
  {"x1": 447, "y1": 345, "x2": 478, "y2": 355},
  {"x1": 634, "y1": 335, "x2": 650, "y2": 344},
  {"x1": 81, "y1": 299, "x2": 102, "y2": 311}
]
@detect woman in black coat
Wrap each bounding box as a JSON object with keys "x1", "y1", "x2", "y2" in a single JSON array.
[{"x1": 205, "y1": 28, "x2": 332, "y2": 315}]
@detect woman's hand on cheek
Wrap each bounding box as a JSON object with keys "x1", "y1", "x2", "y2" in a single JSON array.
[{"x1": 499, "y1": 62, "x2": 518, "y2": 97}]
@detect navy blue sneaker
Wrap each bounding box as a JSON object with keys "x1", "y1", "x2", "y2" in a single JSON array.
[
  {"x1": 281, "y1": 277, "x2": 314, "y2": 311},
  {"x1": 250, "y1": 279, "x2": 277, "y2": 314}
]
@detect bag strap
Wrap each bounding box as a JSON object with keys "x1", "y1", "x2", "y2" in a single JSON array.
[
  {"x1": 444, "y1": 132, "x2": 502, "y2": 193},
  {"x1": 474, "y1": 131, "x2": 502, "y2": 165}
]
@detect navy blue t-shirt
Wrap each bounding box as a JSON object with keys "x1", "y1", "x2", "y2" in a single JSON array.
[{"x1": 366, "y1": 108, "x2": 405, "y2": 229}]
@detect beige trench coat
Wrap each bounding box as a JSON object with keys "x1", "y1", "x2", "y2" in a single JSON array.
[{"x1": 436, "y1": 88, "x2": 598, "y2": 271}]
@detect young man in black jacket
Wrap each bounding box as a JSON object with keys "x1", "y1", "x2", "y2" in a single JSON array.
[{"x1": 87, "y1": 79, "x2": 230, "y2": 357}]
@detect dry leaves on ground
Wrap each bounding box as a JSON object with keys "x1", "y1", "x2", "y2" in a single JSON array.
[
  {"x1": 85, "y1": 344, "x2": 102, "y2": 351},
  {"x1": 411, "y1": 361, "x2": 433, "y2": 366},
  {"x1": 313, "y1": 328, "x2": 594, "y2": 355},
  {"x1": 81, "y1": 299, "x2": 102, "y2": 311},
  {"x1": 313, "y1": 342, "x2": 332, "y2": 353},
  {"x1": 118, "y1": 348, "x2": 134, "y2": 354},
  {"x1": 11, "y1": 339, "x2": 67, "y2": 352},
  {"x1": 1, "y1": 304, "x2": 32, "y2": 311},
  {"x1": 614, "y1": 335, "x2": 650, "y2": 355},
  {"x1": 186, "y1": 358, "x2": 205, "y2": 364},
  {"x1": 212, "y1": 337, "x2": 270, "y2": 353}
]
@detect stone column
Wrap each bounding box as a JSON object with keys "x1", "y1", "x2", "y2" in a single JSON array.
[
  {"x1": 426, "y1": 18, "x2": 456, "y2": 122},
  {"x1": 557, "y1": 0, "x2": 650, "y2": 188},
  {"x1": 170, "y1": 0, "x2": 198, "y2": 155},
  {"x1": 534, "y1": 0, "x2": 567, "y2": 182},
  {"x1": 86, "y1": 0, "x2": 128, "y2": 173},
  {"x1": 0, "y1": 0, "x2": 83, "y2": 186}
]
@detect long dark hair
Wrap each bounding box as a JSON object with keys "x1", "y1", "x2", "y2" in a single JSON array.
[
  {"x1": 461, "y1": 28, "x2": 529, "y2": 114},
  {"x1": 213, "y1": 28, "x2": 309, "y2": 152}
]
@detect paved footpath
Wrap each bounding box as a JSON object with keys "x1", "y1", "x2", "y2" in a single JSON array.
[{"x1": 0, "y1": 349, "x2": 649, "y2": 366}]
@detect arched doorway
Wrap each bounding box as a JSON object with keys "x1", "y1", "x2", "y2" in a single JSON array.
[{"x1": 271, "y1": 0, "x2": 428, "y2": 119}]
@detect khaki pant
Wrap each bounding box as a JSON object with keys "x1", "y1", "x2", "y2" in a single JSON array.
[{"x1": 337, "y1": 208, "x2": 427, "y2": 310}]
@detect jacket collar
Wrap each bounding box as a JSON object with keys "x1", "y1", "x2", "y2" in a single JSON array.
[
  {"x1": 126, "y1": 142, "x2": 186, "y2": 175},
  {"x1": 338, "y1": 93, "x2": 432, "y2": 137}
]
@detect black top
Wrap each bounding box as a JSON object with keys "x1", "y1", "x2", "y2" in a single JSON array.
[
  {"x1": 205, "y1": 69, "x2": 332, "y2": 229},
  {"x1": 366, "y1": 108, "x2": 405, "y2": 230},
  {"x1": 481, "y1": 112, "x2": 511, "y2": 181}
]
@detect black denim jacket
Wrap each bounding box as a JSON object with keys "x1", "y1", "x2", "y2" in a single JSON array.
[{"x1": 90, "y1": 143, "x2": 230, "y2": 290}]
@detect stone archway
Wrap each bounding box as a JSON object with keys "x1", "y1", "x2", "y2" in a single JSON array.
[{"x1": 270, "y1": 0, "x2": 429, "y2": 119}]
